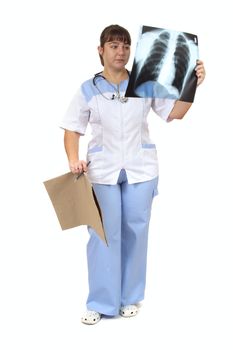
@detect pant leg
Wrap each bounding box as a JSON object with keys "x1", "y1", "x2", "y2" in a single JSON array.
[
  {"x1": 86, "y1": 183, "x2": 122, "y2": 316},
  {"x1": 121, "y1": 177, "x2": 158, "y2": 306}
]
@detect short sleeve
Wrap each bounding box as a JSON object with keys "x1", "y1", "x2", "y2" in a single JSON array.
[
  {"x1": 60, "y1": 88, "x2": 90, "y2": 135},
  {"x1": 151, "y1": 98, "x2": 176, "y2": 122}
]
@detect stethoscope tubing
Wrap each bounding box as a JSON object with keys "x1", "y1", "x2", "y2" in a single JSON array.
[{"x1": 92, "y1": 71, "x2": 129, "y2": 103}]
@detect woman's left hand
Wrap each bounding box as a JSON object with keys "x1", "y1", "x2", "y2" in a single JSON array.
[{"x1": 195, "y1": 60, "x2": 206, "y2": 86}]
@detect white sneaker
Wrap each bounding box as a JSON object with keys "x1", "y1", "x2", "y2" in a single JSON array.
[
  {"x1": 119, "y1": 304, "x2": 138, "y2": 317},
  {"x1": 81, "y1": 310, "x2": 101, "y2": 325}
]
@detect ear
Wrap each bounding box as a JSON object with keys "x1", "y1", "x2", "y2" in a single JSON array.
[{"x1": 98, "y1": 46, "x2": 103, "y2": 56}]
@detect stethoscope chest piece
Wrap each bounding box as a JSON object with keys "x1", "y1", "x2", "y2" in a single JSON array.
[{"x1": 119, "y1": 96, "x2": 128, "y2": 103}]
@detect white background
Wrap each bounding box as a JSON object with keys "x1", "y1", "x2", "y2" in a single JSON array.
[{"x1": 0, "y1": 0, "x2": 233, "y2": 349}]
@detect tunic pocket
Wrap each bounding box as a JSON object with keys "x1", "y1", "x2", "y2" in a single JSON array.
[
  {"x1": 87, "y1": 145, "x2": 103, "y2": 154},
  {"x1": 142, "y1": 143, "x2": 156, "y2": 149},
  {"x1": 141, "y1": 143, "x2": 159, "y2": 178}
]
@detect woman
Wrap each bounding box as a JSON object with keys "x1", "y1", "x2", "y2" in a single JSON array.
[{"x1": 61, "y1": 24, "x2": 205, "y2": 325}]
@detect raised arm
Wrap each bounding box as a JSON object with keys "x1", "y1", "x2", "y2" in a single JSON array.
[{"x1": 167, "y1": 60, "x2": 205, "y2": 122}]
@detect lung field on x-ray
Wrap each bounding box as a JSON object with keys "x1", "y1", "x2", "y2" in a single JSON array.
[
  {"x1": 172, "y1": 34, "x2": 190, "y2": 94},
  {"x1": 135, "y1": 31, "x2": 170, "y2": 87},
  {"x1": 126, "y1": 27, "x2": 198, "y2": 102}
]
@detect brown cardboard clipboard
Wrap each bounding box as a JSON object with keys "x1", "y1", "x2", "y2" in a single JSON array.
[{"x1": 43, "y1": 172, "x2": 107, "y2": 245}]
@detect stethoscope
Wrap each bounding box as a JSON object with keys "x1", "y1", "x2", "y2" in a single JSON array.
[{"x1": 93, "y1": 70, "x2": 130, "y2": 103}]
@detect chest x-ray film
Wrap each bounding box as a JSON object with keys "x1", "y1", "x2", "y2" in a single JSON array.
[{"x1": 125, "y1": 25, "x2": 199, "y2": 102}]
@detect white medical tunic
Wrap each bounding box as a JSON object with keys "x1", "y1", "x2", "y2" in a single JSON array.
[{"x1": 60, "y1": 76, "x2": 175, "y2": 185}]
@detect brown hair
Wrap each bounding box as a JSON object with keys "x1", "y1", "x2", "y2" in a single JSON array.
[{"x1": 99, "y1": 24, "x2": 131, "y2": 66}]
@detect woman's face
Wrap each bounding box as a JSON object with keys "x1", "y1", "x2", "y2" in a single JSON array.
[{"x1": 98, "y1": 40, "x2": 130, "y2": 70}]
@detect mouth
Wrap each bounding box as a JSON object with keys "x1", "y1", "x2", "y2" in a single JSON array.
[{"x1": 115, "y1": 59, "x2": 125, "y2": 63}]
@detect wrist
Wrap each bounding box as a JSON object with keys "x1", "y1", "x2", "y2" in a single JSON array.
[{"x1": 68, "y1": 158, "x2": 79, "y2": 163}]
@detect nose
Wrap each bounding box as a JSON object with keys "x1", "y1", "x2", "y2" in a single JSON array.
[{"x1": 117, "y1": 45, "x2": 126, "y2": 55}]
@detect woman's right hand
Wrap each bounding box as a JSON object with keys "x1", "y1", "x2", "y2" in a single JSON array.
[{"x1": 69, "y1": 160, "x2": 88, "y2": 174}]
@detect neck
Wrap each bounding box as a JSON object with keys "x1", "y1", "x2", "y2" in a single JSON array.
[{"x1": 102, "y1": 68, "x2": 128, "y2": 84}]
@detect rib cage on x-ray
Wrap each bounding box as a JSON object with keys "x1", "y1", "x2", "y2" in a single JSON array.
[
  {"x1": 172, "y1": 34, "x2": 190, "y2": 94},
  {"x1": 135, "y1": 31, "x2": 171, "y2": 87},
  {"x1": 125, "y1": 26, "x2": 198, "y2": 102},
  {"x1": 134, "y1": 31, "x2": 191, "y2": 98}
]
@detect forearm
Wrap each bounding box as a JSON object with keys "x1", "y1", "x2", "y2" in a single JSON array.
[
  {"x1": 64, "y1": 130, "x2": 87, "y2": 174},
  {"x1": 64, "y1": 130, "x2": 80, "y2": 162},
  {"x1": 167, "y1": 100, "x2": 192, "y2": 122}
]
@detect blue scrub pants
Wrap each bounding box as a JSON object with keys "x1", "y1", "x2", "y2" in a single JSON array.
[{"x1": 86, "y1": 169, "x2": 158, "y2": 316}]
